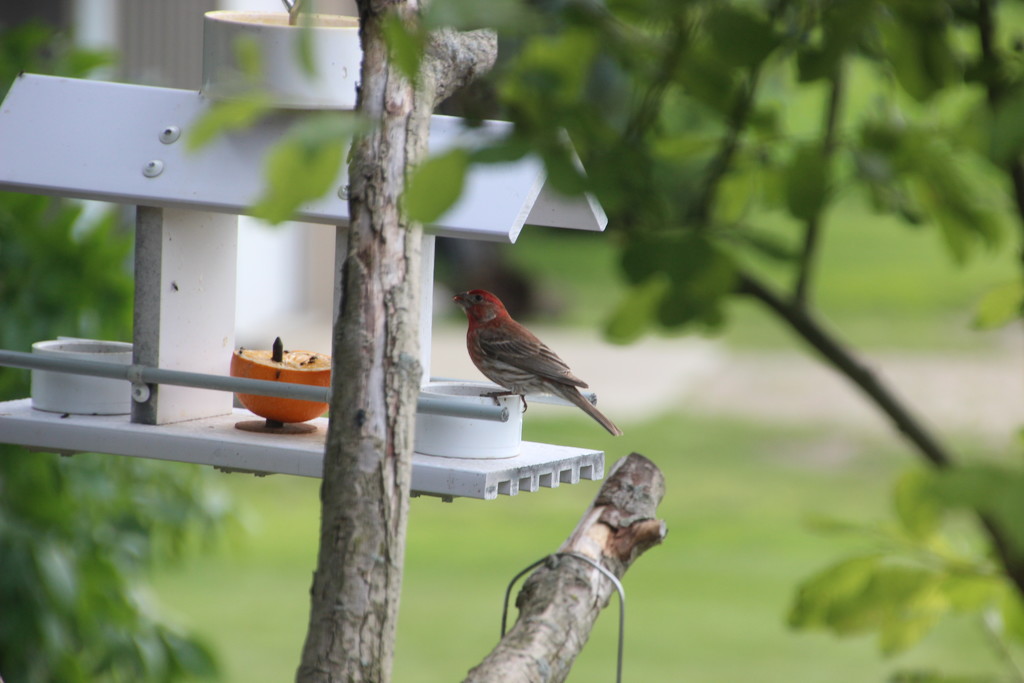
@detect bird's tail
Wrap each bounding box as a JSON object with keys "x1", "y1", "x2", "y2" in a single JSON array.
[{"x1": 556, "y1": 384, "x2": 623, "y2": 436}]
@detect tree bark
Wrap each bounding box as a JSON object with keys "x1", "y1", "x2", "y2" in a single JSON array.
[
  {"x1": 296, "y1": 5, "x2": 496, "y2": 682},
  {"x1": 464, "y1": 453, "x2": 668, "y2": 683}
]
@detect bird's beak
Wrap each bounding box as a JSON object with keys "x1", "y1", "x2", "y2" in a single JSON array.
[{"x1": 452, "y1": 292, "x2": 468, "y2": 309}]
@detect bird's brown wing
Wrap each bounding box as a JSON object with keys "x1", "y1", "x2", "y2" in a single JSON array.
[{"x1": 475, "y1": 322, "x2": 589, "y2": 388}]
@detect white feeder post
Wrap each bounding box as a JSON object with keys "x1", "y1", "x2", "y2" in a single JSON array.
[
  {"x1": 419, "y1": 234, "x2": 436, "y2": 383},
  {"x1": 132, "y1": 206, "x2": 238, "y2": 424}
]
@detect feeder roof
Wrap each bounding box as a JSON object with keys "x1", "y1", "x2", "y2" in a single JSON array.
[{"x1": 0, "y1": 73, "x2": 606, "y2": 242}]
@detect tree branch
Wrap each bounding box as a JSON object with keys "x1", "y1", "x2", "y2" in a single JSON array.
[
  {"x1": 690, "y1": 67, "x2": 763, "y2": 226},
  {"x1": 623, "y1": 18, "x2": 688, "y2": 142},
  {"x1": 794, "y1": 66, "x2": 844, "y2": 308},
  {"x1": 738, "y1": 270, "x2": 1024, "y2": 597},
  {"x1": 464, "y1": 453, "x2": 667, "y2": 683},
  {"x1": 296, "y1": 7, "x2": 498, "y2": 682},
  {"x1": 736, "y1": 270, "x2": 953, "y2": 469},
  {"x1": 423, "y1": 29, "x2": 498, "y2": 108}
]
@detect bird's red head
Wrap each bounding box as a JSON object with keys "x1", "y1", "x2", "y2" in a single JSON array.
[{"x1": 453, "y1": 289, "x2": 510, "y2": 324}]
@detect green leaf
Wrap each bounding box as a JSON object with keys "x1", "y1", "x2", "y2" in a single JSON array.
[
  {"x1": 705, "y1": 5, "x2": 779, "y2": 69},
  {"x1": 926, "y1": 465, "x2": 1024, "y2": 560},
  {"x1": 604, "y1": 274, "x2": 670, "y2": 345},
  {"x1": 254, "y1": 141, "x2": 342, "y2": 224},
  {"x1": 186, "y1": 95, "x2": 274, "y2": 151},
  {"x1": 796, "y1": 1, "x2": 878, "y2": 82},
  {"x1": 233, "y1": 33, "x2": 264, "y2": 80},
  {"x1": 162, "y1": 629, "x2": 219, "y2": 677},
  {"x1": 621, "y1": 232, "x2": 703, "y2": 284},
  {"x1": 33, "y1": 541, "x2": 77, "y2": 609},
  {"x1": 938, "y1": 573, "x2": 1001, "y2": 613},
  {"x1": 252, "y1": 112, "x2": 368, "y2": 224},
  {"x1": 988, "y1": 86, "x2": 1024, "y2": 165},
  {"x1": 784, "y1": 143, "x2": 831, "y2": 222},
  {"x1": 618, "y1": 232, "x2": 736, "y2": 330},
  {"x1": 1002, "y1": 589, "x2": 1024, "y2": 645},
  {"x1": 657, "y1": 259, "x2": 734, "y2": 329},
  {"x1": 893, "y1": 469, "x2": 942, "y2": 540},
  {"x1": 789, "y1": 555, "x2": 882, "y2": 631},
  {"x1": 676, "y1": 45, "x2": 740, "y2": 116},
  {"x1": 542, "y1": 145, "x2": 589, "y2": 196},
  {"x1": 859, "y1": 114, "x2": 1005, "y2": 263},
  {"x1": 292, "y1": 10, "x2": 318, "y2": 77},
  {"x1": 791, "y1": 555, "x2": 949, "y2": 655},
  {"x1": 498, "y1": 29, "x2": 598, "y2": 120},
  {"x1": 972, "y1": 280, "x2": 1024, "y2": 330},
  {"x1": 879, "y1": 608, "x2": 942, "y2": 656},
  {"x1": 423, "y1": 0, "x2": 537, "y2": 32},
  {"x1": 881, "y1": 17, "x2": 961, "y2": 102},
  {"x1": 796, "y1": 46, "x2": 836, "y2": 83},
  {"x1": 383, "y1": 12, "x2": 426, "y2": 84},
  {"x1": 470, "y1": 134, "x2": 531, "y2": 164},
  {"x1": 714, "y1": 170, "x2": 757, "y2": 225},
  {"x1": 721, "y1": 226, "x2": 798, "y2": 263},
  {"x1": 403, "y1": 148, "x2": 470, "y2": 223}
]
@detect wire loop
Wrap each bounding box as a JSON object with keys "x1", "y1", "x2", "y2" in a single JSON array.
[{"x1": 501, "y1": 552, "x2": 625, "y2": 683}]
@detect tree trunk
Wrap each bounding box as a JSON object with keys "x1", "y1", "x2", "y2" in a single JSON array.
[
  {"x1": 465, "y1": 453, "x2": 668, "y2": 683},
  {"x1": 295, "y1": 3, "x2": 496, "y2": 680}
]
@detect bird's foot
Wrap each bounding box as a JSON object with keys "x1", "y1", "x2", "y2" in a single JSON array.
[{"x1": 482, "y1": 390, "x2": 527, "y2": 412}]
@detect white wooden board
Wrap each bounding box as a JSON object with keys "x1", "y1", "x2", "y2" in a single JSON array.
[
  {"x1": 0, "y1": 399, "x2": 604, "y2": 500},
  {"x1": 0, "y1": 74, "x2": 606, "y2": 242}
]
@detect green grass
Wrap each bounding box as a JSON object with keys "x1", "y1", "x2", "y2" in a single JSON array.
[{"x1": 150, "y1": 414, "x2": 1012, "y2": 683}]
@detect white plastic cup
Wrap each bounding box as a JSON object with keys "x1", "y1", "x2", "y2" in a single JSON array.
[
  {"x1": 30, "y1": 339, "x2": 133, "y2": 415},
  {"x1": 201, "y1": 10, "x2": 361, "y2": 109},
  {"x1": 415, "y1": 381, "x2": 523, "y2": 459}
]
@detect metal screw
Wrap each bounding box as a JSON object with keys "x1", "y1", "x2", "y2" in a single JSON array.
[
  {"x1": 159, "y1": 126, "x2": 181, "y2": 144},
  {"x1": 131, "y1": 383, "x2": 151, "y2": 403},
  {"x1": 337, "y1": 184, "x2": 350, "y2": 200},
  {"x1": 142, "y1": 160, "x2": 164, "y2": 177}
]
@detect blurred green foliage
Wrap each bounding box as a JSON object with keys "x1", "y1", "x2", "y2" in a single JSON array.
[
  {"x1": 404, "y1": 0, "x2": 1022, "y2": 328},
  {"x1": 0, "y1": 22, "x2": 225, "y2": 682},
  {"x1": 791, "y1": 467, "x2": 1024, "y2": 671}
]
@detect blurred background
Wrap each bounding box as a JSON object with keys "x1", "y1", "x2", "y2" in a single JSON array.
[{"x1": 1, "y1": 1, "x2": 1023, "y2": 682}]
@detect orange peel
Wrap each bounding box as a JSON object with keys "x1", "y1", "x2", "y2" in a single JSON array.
[{"x1": 230, "y1": 347, "x2": 331, "y2": 423}]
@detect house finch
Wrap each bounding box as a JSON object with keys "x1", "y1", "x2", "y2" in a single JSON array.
[{"x1": 453, "y1": 289, "x2": 623, "y2": 436}]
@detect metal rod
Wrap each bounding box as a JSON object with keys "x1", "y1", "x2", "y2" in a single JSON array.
[
  {"x1": 418, "y1": 396, "x2": 508, "y2": 422},
  {"x1": 430, "y1": 377, "x2": 600, "y2": 408},
  {"x1": 0, "y1": 350, "x2": 508, "y2": 422},
  {"x1": 0, "y1": 349, "x2": 329, "y2": 402}
]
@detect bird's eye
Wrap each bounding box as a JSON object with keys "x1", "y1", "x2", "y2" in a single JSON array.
[{"x1": 473, "y1": 294, "x2": 483, "y2": 302}]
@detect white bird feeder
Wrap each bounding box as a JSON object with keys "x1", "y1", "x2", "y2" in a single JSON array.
[{"x1": 0, "y1": 10, "x2": 608, "y2": 500}]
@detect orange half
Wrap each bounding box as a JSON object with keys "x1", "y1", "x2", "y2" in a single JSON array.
[{"x1": 230, "y1": 348, "x2": 331, "y2": 423}]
